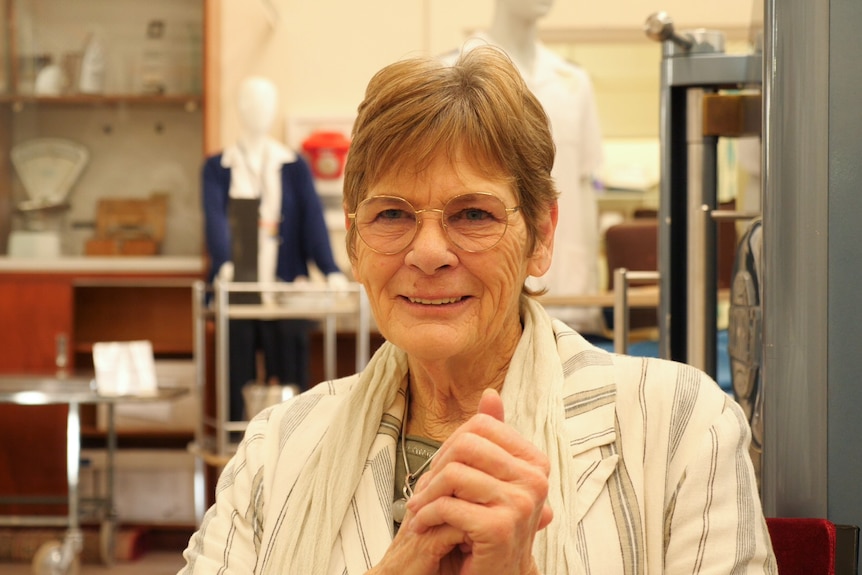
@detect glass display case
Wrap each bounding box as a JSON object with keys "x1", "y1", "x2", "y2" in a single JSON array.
[{"x1": 0, "y1": 0, "x2": 206, "y2": 258}]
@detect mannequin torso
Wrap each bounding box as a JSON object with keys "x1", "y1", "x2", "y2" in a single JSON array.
[
  {"x1": 221, "y1": 77, "x2": 288, "y2": 291},
  {"x1": 447, "y1": 0, "x2": 606, "y2": 333},
  {"x1": 201, "y1": 76, "x2": 345, "y2": 408},
  {"x1": 212, "y1": 76, "x2": 346, "y2": 289}
]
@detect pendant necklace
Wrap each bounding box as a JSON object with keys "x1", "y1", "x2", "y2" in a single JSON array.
[{"x1": 392, "y1": 388, "x2": 440, "y2": 524}]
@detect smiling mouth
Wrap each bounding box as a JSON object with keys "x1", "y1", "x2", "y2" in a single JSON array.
[{"x1": 407, "y1": 296, "x2": 464, "y2": 305}]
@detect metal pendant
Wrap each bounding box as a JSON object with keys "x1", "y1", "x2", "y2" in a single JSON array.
[{"x1": 392, "y1": 497, "x2": 408, "y2": 524}]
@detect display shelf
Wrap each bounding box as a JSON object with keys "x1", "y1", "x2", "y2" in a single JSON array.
[
  {"x1": 0, "y1": 256, "x2": 204, "y2": 273},
  {"x1": 0, "y1": 94, "x2": 203, "y2": 107},
  {"x1": 0, "y1": 0, "x2": 211, "y2": 259}
]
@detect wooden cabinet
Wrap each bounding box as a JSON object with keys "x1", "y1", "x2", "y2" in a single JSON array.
[
  {"x1": 73, "y1": 280, "x2": 195, "y2": 359},
  {"x1": 0, "y1": 265, "x2": 202, "y2": 370},
  {"x1": 0, "y1": 0, "x2": 218, "y2": 370},
  {"x1": 0, "y1": 266, "x2": 202, "y2": 517},
  {"x1": 0, "y1": 274, "x2": 71, "y2": 515},
  {"x1": 0, "y1": 274, "x2": 72, "y2": 371}
]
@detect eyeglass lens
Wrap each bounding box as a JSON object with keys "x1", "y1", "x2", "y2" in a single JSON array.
[{"x1": 353, "y1": 193, "x2": 513, "y2": 254}]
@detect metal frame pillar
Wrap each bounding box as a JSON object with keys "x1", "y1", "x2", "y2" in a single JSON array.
[{"x1": 651, "y1": 16, "x2": 762, "y2": 377}]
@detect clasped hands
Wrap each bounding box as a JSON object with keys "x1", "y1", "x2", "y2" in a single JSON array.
[{"x1": 375, "y1": 388, "x2": 553, "y2": 575}]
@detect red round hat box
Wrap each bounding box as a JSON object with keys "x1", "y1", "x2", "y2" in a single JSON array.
[{"x1": 301, "y1": 130, "x2": 351, "y2": 180}]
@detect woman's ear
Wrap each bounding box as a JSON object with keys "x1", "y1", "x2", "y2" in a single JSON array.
[{"x1": 527, "y1": 201, "x2": 558, "y2": 278}]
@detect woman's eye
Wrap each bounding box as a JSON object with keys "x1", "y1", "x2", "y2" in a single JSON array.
[
  {"x1": 464, "y1": 208, "x2": 492, "y2": 221},
  {"x1": 450, "y1": 207, "x2": 493, "y2": 222},
  {"x1": 377, "y1": 208, "x2": 412, "y2": 221}
]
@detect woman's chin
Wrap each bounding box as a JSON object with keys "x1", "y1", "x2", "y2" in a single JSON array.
[{"x1": 389, "y1": 325, "x2": 471, "y2": 361}]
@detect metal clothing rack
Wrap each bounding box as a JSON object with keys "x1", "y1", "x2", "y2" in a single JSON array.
[{"x1": 189, "y1": 280, "x2": 372, "y2": 523}]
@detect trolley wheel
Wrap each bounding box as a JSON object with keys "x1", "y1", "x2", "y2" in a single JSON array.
[
  {"x1": 99, "y1": 519, "x2": 116, "y2": 566},
  {"x1": 31, "y1": 540, "x2": 80, "y2": 575}
]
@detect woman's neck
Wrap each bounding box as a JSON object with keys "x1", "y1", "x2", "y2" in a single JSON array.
[{"x1": 405, "y1": 354, "x2": 511, "y2": 441}]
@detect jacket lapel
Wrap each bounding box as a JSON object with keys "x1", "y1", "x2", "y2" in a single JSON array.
[{"x1": 556, "y1": 325, "x2": 620, "y2": 526}]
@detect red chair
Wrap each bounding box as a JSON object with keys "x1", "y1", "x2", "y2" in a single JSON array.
[{"x1": 766, "y1": 517, "x2": 859, "y2": 574}]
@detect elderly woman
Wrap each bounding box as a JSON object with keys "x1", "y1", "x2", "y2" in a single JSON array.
[{"x1": 180, "y1": 46, "x2": 775, "y2": 574}]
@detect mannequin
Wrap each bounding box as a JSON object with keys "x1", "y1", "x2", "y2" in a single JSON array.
[
  {"x1": 202, "y1": 76, "x2": 347, "y2": 420},
  {"x1": 445, "y1": 0, "x2": 605, "y2": 333}
]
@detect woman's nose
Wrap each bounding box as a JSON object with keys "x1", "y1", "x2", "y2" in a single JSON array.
[
  {"x1": 413, "y1": 212, "x2": 450, "y2": 250},
  {"x1": 405, "y1": 212, "x2": 457, "y2": 272}
]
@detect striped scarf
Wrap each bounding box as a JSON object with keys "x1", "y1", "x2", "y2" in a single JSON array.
[{"x1": 263, "y1": 296, "x2": 580, "y2": 574}]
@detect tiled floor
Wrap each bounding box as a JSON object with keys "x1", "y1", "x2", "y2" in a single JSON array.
[{"x1": 1, "y1": 551, "x2": 185, "y2": 574}]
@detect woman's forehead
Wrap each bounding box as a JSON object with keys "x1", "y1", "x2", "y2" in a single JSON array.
[
  {"x1": 369, "y1": 160, "x2": 515, "y2": 205},
  {"x1": 372, "y1": 151, "x2": 512, "y2": 190}
]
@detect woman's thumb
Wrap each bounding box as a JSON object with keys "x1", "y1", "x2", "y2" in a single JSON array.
[{"x1": 477, "y1": 387, "x2": 505, "y2": 422}]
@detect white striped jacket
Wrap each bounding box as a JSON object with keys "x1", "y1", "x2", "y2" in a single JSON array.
[{"x1": 180, "y1": 320, "x2": 776, "y2": 574}]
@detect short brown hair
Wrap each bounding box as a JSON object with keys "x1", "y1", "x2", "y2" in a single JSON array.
[{"x1": 343, "y1": 45, "x2": 558, "y2": 264}]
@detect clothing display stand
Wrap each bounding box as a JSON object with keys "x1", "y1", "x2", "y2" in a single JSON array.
[{"x1": 189, "y1": 280, "x2": 371, "y2": 523}]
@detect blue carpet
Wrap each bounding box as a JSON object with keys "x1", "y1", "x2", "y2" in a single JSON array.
[{"x1": 591, "y1": 330, "x2": 732, "y2": 393}]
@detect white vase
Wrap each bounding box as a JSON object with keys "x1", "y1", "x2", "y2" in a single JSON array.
[{"x1": 79, "y1": 32, "x2": 106, "y2": 94}]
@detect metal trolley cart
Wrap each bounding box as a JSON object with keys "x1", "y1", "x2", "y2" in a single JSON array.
[
  {"x1": 189, "y1": 280, "x2": 372, "y2": 523},
  {"x1": 0, "y1": 374, "x2": 187, "y2": 575}
]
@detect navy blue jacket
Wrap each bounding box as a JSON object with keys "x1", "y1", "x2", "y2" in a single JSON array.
[{"x1": 202, "y1": 153, "x2": 341, "y2": 284}]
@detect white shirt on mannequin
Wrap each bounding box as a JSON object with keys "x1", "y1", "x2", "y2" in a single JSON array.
[{"x1": 445, "y1": 0, "x2": 605, "y2": 333}]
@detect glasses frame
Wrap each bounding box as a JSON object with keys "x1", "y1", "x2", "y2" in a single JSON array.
[{"x1": 347, "y1": 192, "x2": 521, "y2": 255}]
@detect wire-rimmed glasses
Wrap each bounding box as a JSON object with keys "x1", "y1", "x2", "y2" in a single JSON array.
[{"x1": 347, "y1": 192, "x2": 521, "y2": 255}]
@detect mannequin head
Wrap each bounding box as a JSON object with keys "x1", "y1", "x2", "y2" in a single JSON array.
[
  {"x1": 237, "y1": 76, "x2": 279, "y2": 138},
  {"x1": 495, "y1": 0, "x2": 555, "y2": 24}
]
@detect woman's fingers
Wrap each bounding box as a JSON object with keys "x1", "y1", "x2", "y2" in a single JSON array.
[
  {"x1": 429, "y1": 412, "x2": 551, "y2": 484},
  {"x1": 408, "y1": 476, "x2": 554, "y2": 537},
  {"x1": 408, "y1": 436, "x2": 549, "y2": 511},
  {"x1": 404, "y1": 463, "x2": 552, "y2": 575},
  {"x1": 409, "y1": 406, "x2": 551, "y2": 506},
  {"x1": 377, "y1": 515, "x2": 467, "y2": 575}
]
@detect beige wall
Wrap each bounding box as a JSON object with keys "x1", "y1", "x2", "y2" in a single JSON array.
[
  {"x1": 213, "y1": 0, "x2": 759, "y2": 280},
  {"x1": 216, "y1": 0, "x2": 758, "y2": 148}
]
